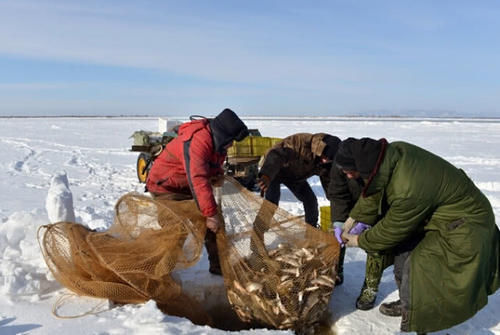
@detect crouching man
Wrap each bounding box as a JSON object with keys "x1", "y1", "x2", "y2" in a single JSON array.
[
  {"x1": 146, "y1": 108, "x2": 249, "y2": 275},
  {"x1": 257, "y1": 133, "x2": 340, "y2": 228}
]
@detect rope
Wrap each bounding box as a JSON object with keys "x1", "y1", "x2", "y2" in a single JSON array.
[{"x1": 52, "y1": 293, "x2": 110, "y2": 319}]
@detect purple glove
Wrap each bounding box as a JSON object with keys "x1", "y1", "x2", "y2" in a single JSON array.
[
  {"x1": 334, "y1": 227, "x2": 345, "y2": 247},
  {"x1": 349, "y1": 222, "x2": 371, "y2": 235}
]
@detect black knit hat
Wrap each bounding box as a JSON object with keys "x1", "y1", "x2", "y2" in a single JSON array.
[
  {"x1": 335, "y1": 139, "x2": 357, "y2": 170},
  {"x1": 335, "y1": 137, "x2": 383, "y2": 178},
  {"x1": 321, "y1": 135, "x2": 341, "y2": 160},
  {"x1": 210, "y1": 108, "x2": 249, "y2": 153}
]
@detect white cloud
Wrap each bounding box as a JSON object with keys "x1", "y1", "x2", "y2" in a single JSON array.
[{"x1": 0, "y1": 0, "x2": 387, "y2": 88}]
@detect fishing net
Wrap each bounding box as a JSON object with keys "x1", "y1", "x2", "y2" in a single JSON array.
[
  {"x1": 39, "y1": 176, "x2": 340, "y2": 333},
  {"x1": 39, "y1": 193, "x2": 212, "y2": 325},
  {"x1": 218, "y1": 177, "x2": 340, "y2": 334}
]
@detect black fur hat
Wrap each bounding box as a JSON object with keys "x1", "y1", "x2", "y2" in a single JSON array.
[{"x1": 210, "y1": 108, "x2": 249, "y2": 153}]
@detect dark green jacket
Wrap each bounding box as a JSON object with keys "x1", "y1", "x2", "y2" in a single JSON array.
[{"x1": 350, "y1": 141, "x2": 500, "y2": 333}]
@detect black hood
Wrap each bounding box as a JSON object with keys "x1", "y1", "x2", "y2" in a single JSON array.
[
  {"x1": 321, "y1": 135, "x2": 341, "y2": 160},
  {"x1": 209, "y1": 108, "x2": 249, "y2": 153},
  {"x1": 334, "y1": 137, "x2": 383, "y2": 178}
]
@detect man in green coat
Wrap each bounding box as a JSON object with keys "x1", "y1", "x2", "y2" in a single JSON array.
[{"x1": 335, "y1": 137, "x2": 500, "y2": 333}]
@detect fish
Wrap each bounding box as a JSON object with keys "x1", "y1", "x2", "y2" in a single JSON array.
[
  {"x1": 276, "y1": 294, "x2": 290, "y2": 316},
  {"x1": 281, "y1": 268, "x2": 299, "y2": 276},
  {"x1": 280, "y1": 275, "x2": 291, "y2": 282},
  {"x1": 311, "y1": 276, "x2": 334, "y2": 288},
  {"x1": 277, "y1": 256, "x2": 300, "y2": 267},
  {"x1": 300, "y1": 247, "x2": 314, "y2": 259},
  {"x1": 233, "y1": 280, "x2": 247, "y2": 293},
  {"x1": 246, "y1": 282, "x2": 263, "y2": 293}
]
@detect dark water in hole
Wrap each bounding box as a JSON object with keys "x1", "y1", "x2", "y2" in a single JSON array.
[
  {"x1": 314, "y1": 317, "x2": 337, "y2": 335},
  {"x1": 207, "y1": 303, "x2": 263, "y2": 331},
  {"x1": 206, "y1": 304, "x2": 337, "y2": 334}
]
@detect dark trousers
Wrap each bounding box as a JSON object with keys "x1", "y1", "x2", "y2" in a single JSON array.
[
  {"x1": 205, "y1": 230, "x2": 220, "y2": 270},
  {"x1": 393, "y1": 233, "x2": 425, "y2": 332},
  {"x1": 265, "y1": 178, "x2": 318, "y2": 227}
]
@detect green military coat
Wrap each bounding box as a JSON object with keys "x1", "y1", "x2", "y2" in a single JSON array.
[{"x1": 351, "y1": 141, "x2": 500, "y2": 333}]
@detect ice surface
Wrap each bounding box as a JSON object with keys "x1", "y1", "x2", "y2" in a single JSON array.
[{"x1": 0, "y1": 117, "x2": 499, "y2": 334}]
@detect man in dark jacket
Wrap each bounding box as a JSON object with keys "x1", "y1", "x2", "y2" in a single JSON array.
[
  {"x1": 327, "y1": 164, "x2": 392, "y2": 308},
  {"x1": 336, "y1": 137, "x2": 500, "y2": 333},
  {"x1": 257, "y1": 133, "x2": 340, "y2": 227},
  {"x1": 146, "y1": 108, "x2": 249, "y2": 275}
]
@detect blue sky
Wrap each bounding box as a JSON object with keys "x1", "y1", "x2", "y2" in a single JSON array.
[{"x1": 1, "y1": 0, "x2": 499, "y2": 117}]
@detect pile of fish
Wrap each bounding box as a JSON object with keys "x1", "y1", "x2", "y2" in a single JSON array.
[{"x1": 226, "y1": 242, "x2": 336, "y2": 333}]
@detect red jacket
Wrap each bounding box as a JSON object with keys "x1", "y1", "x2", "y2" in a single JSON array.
[{"x1": 146, "y1": 119, "x2": 225, "y2": 217}]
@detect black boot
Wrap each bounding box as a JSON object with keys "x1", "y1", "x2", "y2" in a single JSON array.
[{"x1": 379, "y1": 300, "x2": 402, "y2": 317}]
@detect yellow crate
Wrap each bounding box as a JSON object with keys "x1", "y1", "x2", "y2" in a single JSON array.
[
  {"x1": 251, "y1": 137, "x2": 272, "y2": 156},
  {"x1": 271, "y1": 137, "x2": 282, "y2": 146},
  {"x1": 320, "y1": 206, "x2": 331, "y2": 232},
  {"x1": 227, "y1": 137, "x2": 253, "y2": 157},
  {"x1": 227, "y1": 136, "x2": 281, "y2": 158}
]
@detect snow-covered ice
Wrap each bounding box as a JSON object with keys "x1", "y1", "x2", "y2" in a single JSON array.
[{"x1": 0, "y1": 116, "x2": 499, "y2": 334}]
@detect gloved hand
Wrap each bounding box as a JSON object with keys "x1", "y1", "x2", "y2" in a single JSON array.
[
  {"x1": 210, "y1": 174, "x2": 225, "y2": 187},
  {"x1": 349, "y1": 222, "x2": 370, "y2": 235},
  {"x1": 332, "y1": 221, "x2": 345, "y2": 246},
  {"x1": 257, "y1": 175, "x2": 270, "y2": 193},
  {"x1": 341, "y1": 217, "x2": 356, "y2": 237},
  {"x1": 341, "y1": 219, "x2": 368, "y2": 247},
  {"x1": 206, "y1": 215, "x2": 222, "y2": 233},
  {"x1": 334, "y1": 227, "x2": 344, "y2": 247}
]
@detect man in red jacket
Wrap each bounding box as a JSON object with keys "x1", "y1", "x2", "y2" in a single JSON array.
[{"x1": 146, "y1": 108, "x2": 249, "y2": 275}]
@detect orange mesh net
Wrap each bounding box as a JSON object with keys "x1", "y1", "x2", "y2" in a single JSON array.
[
  {"x1": 39, "y1": 193, "x2": 211, "y2": 325},
  {"x1": 39, "y1": 176, "x2": 340, "y2": 333},
  {"x1": 218, "y1": 177, "x2": 340, "y2": 333}
]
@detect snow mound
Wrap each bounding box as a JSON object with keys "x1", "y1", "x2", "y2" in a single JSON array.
[
  {"x1": 46, "y1": 171, "x2": 75, "y2": 223},
  {"x1": 0, "y1": 210, "x2": 55, "y2": 300}
]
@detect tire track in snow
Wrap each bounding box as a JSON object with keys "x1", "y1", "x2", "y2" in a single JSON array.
[
  {"x1": 1, "y1": 138, "x2": 37, "y2": 173},
  {"x1": 0, "y1": 136, "x2": 128, "y2": 156},
  {"x1": 1, "y1": 136, "x2": 139, "y2": 224},
  {"x1": 56, "y1": 143, "x2": 142, "y2": 228}
]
